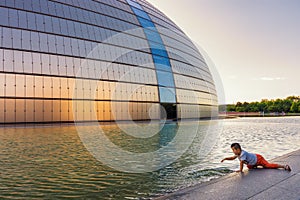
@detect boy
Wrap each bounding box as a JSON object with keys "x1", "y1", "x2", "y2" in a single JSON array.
[{"x1": 221, "y1": 143, "x2": 291, "y2": 172}]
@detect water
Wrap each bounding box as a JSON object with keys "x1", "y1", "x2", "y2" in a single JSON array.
[{"x1": 0, "y1": 117, "x2": 299, "y2": 199}]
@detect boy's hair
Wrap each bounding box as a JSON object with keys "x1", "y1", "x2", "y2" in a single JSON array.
[{"x1": 231, "y1": 143, "x2": 241, "y2": 150}]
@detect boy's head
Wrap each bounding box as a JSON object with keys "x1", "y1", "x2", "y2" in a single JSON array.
[{"x1": 231, "y1": 143, "x2": 242, "y2": 155}]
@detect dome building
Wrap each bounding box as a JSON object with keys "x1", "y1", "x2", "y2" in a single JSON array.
[{"x1": 0, "y1": 0, "x2": 218, "y2": 123}]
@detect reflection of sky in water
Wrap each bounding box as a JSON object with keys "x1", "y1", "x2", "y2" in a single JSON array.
[{"x1": 0, "y1": 117, "x2": 299, "y2": 199}]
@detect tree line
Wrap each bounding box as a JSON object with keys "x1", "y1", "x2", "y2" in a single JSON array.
[{"x1": 226, "y1": 96, "x2": 300, "y2": 113}]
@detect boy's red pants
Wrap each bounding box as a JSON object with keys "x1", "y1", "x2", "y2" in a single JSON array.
[{"x1": 247, "y1": 154, "x2": 280, "y2": 169}]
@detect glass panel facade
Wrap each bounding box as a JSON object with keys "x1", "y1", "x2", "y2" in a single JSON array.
[
  {"x1": 0, "y1": 0, "x2": 217, "y2": 123},
  {"x1": 159, "y1": 87, "x2": 176, "y2": 103},
  {"x1": 126, "y1": 0, "x2": 143, "y2": 10},
  {"x1": 156, "y1": 71, "x2": 174, "y2": 87},
  {"x1": 152, "y1": 55, "x2": 171, "y2": 72},
  {"x1": 131, "y1": 7, "x2": 151, "y2": 21},
  {"x1": 137, "y1": 17, "x2": 155, "y2": 28},
  {"x1": 126, "y1": 0, "x2": 177, "y2": 106}
]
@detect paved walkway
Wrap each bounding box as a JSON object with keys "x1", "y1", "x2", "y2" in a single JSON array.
[{"x1": 156, "y1": 149, "x2": 300, "y2": 200}]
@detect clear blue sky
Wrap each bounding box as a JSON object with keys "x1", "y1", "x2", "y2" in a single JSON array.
[{"x1": 147, "y1": 0, "x2": 300, "y2": 104}]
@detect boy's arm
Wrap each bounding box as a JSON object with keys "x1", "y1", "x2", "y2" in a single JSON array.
[
  {"x1": 221, "y1": 155, "x2": 237, "y2": 162},
  {"x1": 236, "y1": 161, "x2": 244, "y2": 173}
]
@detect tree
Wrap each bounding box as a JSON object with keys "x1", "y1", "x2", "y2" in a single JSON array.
[
  {"x1": 282, "y1": 99, "x2": 292, "y2": 113},
  {"x1": 287, "y1": 96, "x2": 300, "y2": 101},
  {"x1": 274, "y1": 99, "x2": 283, "y2": 112},
  {"x1": 291, "y1": 101, "x2": 299, "y2": 113},
  {"x1": 226, "y1": 104, "x2": 236, "y2": 112},
  {"x1": 258, "y1": 101, "x2": 267, "y2": 112},
  {"x1": 226, "y1": 96, "x2": 300, "y2": 113},
  {"x1": 249, "y1": 102, "x2": 259, "y2": 112},
  {"x1": 243, "y1": 102, "x2": 250, "y2": 112}
]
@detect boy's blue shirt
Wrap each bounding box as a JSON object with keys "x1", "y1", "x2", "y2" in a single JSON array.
[{"x1": 238, "y1": 150, "x2": 257, "y2": 165}]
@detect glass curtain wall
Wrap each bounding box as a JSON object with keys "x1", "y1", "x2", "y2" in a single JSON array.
[{"x1": 0, "y1": 0, "x2": 218, "y2": 124}]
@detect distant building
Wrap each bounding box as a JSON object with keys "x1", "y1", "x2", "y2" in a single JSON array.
[{"x1": 0, "y1": 0, "x2": 217, "y2": 123}]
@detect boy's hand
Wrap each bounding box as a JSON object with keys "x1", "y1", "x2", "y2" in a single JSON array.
[{"x1": 221, "y1": 159, "x2": 225, "y2": 163}]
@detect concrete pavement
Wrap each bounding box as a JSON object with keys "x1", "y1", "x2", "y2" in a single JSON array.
[{"x1": 156, "y1": 149, "x2": 300, "y2": 200}]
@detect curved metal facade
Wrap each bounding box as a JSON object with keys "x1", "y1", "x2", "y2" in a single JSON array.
[{"x1": 0, "y1": 0, "x2": 218, "y2": 123}]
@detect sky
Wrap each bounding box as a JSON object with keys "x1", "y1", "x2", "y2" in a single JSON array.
[{"x1": 147, "y1": 0, "x2": 300, "y2": 104}]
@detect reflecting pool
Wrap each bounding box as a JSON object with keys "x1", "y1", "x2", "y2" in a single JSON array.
[{"x1": 0, "y1": 117, "x2": 299, "y2": 199}]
